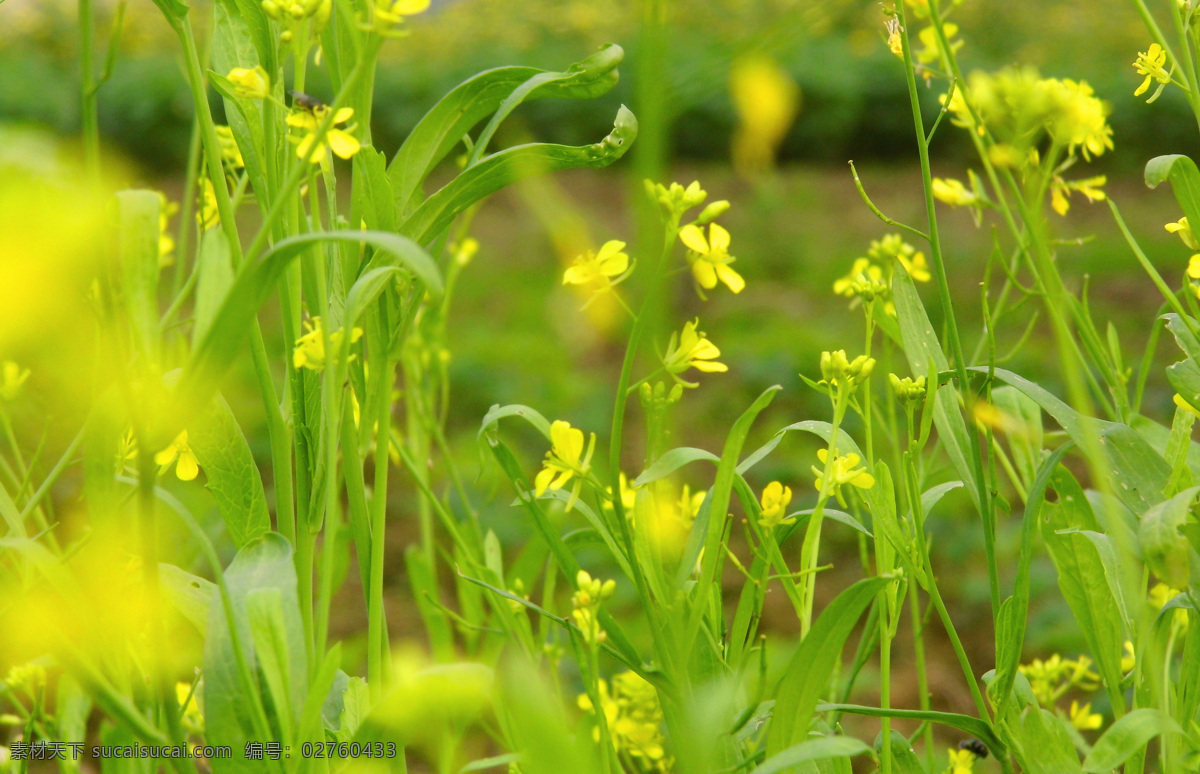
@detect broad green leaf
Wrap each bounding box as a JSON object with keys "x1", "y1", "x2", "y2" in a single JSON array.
[
  {"x1": 893, "y1": 268, "x2": 980, "y2": 510},
  {"x1": 1164, "y1": 312, "x2": 1200, "y2": 363},
  {"x1": 160, "y1": 562, "x2": 216, "y2": 634},
  {"x1": 208, "y1": 72, "x2": 269, "y2": 217},
  {"x1": 993, "y1": 443, "x2": 1072, "y2": 716},
  {"x1": 479, "y1": 403, "x2": 553, "y2": 441},
  {"x1": 192, "y1": 229, "x2": 234, "y2": 347},
  {"x1": 405, "y1": 545, "x2": 455, "y2": 659},
  {"x1": 224, "y1": 0, "x2": 275, "y2": 75},
  {"x1": 186, "y1": 393, "x2": 271, "y2": 547},
  {"x1": 1042, "y1": 468, "x2": 1127, "y2": 713},
  {"x1": 211, "y1": 0, "x2": 258, "y2": 74},
  {"x1": 873, "y1": 730, "x2": 925, "y2": 774},
  {"x1": 1082, "y1": 708, "x2": 1182, "y2": 772},
  {"x1": 1139, "y1": 485, "x2": 1199, "y2": 589},
  {"x1": 1132, "y1": 413, "x2": 1200, "y2": 486},
  {"x1": 751, "y1": 736, "x2": 873, "y2": 774},
  {"x1": 168, "y1": 231, "x2": 441, "y2": 444},
  {"x1": 634, "y1": 447, "x2": 719, "y2": 487},
  {"x1": 992, "y1": 385, "x2": 1044, "y2": 490},
  {"x1": 116, "y1": 190, "x2": 162, "y2": 362},
  {"x1": 352, "y1": 149, "x2": 398, "y2": 234},
  {"x1": 739, "y1": 420, "x2": 863, "y2": 475},
  {"x1": 969, "y1": 366, "x2": 1170, "y2": 514},
  {"x1": 767, "y1": 577, "x2": 890, "y2": 754},
  {"x1": 1017, "y1": 707, "x2": 1083, "y2": 774},
  {"x1": 400, "y1": 106, "x2": 637, "y2": 244},
  {"x1": 204, "y1": 533, "x2": 304, "y2": 773},
  {"x1": 860, "y1": 460, "x2": 925, "y2": 585},
  {"x1": 56, "y1": 675, "x2": 91, "y2": 774},
  {"x1": 247, "y1": 588, "x2": 297, "y2": 742},
  {"x1": 148, "y1": 0, "x2": 188, "y2": 23},
  {"x1": 389, "y1": 45, "x2": 624, "y2": 216},
  {"x1": 332, "y1": 676, "x2": 370, "y2": 744},
  {"x1": 818, "y1": 704, "x2": 1003, "y2": 758},
  {"x1": 1146, "y1": 155, "x2": 1200, "y2": 231}
]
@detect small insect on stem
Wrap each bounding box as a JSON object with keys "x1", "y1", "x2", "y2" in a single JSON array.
[
  {"x1": 288, "y1": 90, "x2": 327, "y2": 112},
  {"x1": 958, "y1": 738, "x2": 989, "y2": 759}
]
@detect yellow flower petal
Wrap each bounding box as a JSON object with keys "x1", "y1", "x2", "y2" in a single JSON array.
[
  {"x1": 327, "y1": 128, "x2": 362, "y2": 159},
  {"x1": 708, "y1": 222, "x2": 731, "y2": 252},
  {"x1": 715, "y1": 263, "x2": 745, "y2": 293},
  {"x1": 176, "y1": 452, "x2": 200, "y2": 482},
  {"x1": 691, "y1": 258, "x2": 718, "y2": 289},
  {"x1": 679, "y1": 224, "x2": 709, "y2": 254}
]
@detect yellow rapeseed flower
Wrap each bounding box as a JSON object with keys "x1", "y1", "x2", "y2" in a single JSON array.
[
  {"x1": 868, "y1": 233, "x2": 931, "y2": 282},
  {"x1": 947, "y1": 748, "x2": 976, "y2": 774},
  {"x1": 833, "y1": 258, "x2": 887, "y2": 301},
  {"x1": 292, "y1": 316, "x2": 363, "y2": 371},
  {"x1": 729, "y1": 54, "x2": 799, "y2": 174},
  {"x1": 1121, "y1": 640, "x2": 1136, "y2": 673},
  {"x1": 155, "y1": 431, "x2": 200, "y2": 481},
  {"x1": 579, "y1": 671, "x2": 669, "y2": 769},
  {"x1": 663, "y1": 318, "x2": 727, "y2": 384},
  {"x1": 758, "y1": 481, "x2": 794, "y2": 528},
  {"x1": 679, "y1": 222, "x2": 744, "y2": 296},
  {"x1": 0, "y1": 361, "x2": 30, "y2": 401},
  {"x1": 214, "y1": 125, "x2": 244, "y2": 169},
  {"x1": 932, "y1": 177, "x2": 977, "y2": 207},
  {"x1": 156, "y1": 192, "x2": 179, "y2": 267},
  {"x1": 198, "y1": 177, "x2": 220, "y2": 230},
  {"x1": 571, "y1": 570, "x2": 615, "y2": 644},
  {"x1": 287, "y1": 107, "x2": 361, "y2": 166},
  {"x1": 373, "y1": 0, "x2": 430, "y2": 27},
  {"x1": 1167, "y1": 217, "x2": 1200, "y2": 250},
  {"x1": 813, "y1": 449, "x2": 875, "y2": 506},
  {"x1": 534, "y1": 420, "x2": 596, "y2": 511},
  {"x1": 563, "y1": 240, "x2": 630, "y2": 293},
  {"x1": 1134, "y1": 43, "x2": 1171, "y2": 102},
  {"x1": 226, "y1": 66, "x2": 270, "y2": 99}
]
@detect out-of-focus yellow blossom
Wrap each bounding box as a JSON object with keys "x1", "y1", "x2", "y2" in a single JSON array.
[
  {"x1": 534, "y1": 420, "x2": 596, "y2": 511},
  {"x1": 833, "y1": 258, "x2": 888, "y2": 303},
  {"x1": 4, "y1": 663, "x2": 46, "y2": 694},
  {"x1": 571, "y1": 570, "x2": 615, "y2": 644},
  {"x1": 226, "y1": 66, "x2": 270, "y2": 99},
  {"x1": 868, "y1": 233, "x2": 930, "y2": 282},
  {"x1": 563, "y1": 240, "x2": 630, "y2": 293},
  {"x1": 156, "y1": 193, "x2": 179, "y2": 266},
  {"x1": 680, "y1": 222, "x2": 744, "y2": 296},
  {"x1": 1167, "y1": 217, "x2": 1200, "y2": 250},
  {"x1": 932, "y1": 177, "x2": 977, "y2": 207},
  {"x1": 662, "y1": 318, "x2": 727, "y2": 384},
  {"x1": 729, "y1": 54, "x2": 799, "y2": 175},
  {"x1": 506, "y1": 578, "x2": 530, "y2": 614},
  {"x1": 1149, "y1": 582, "x2": 1189, "y2": 629},
  {"x1": 452, "y1": 237, "x2": 479, "y2": 267},
  {"x1": 916, "y1": 23, "x2": 962, "y2": 74},
  {"x1": 648, "y1": 180, "x2": 707, "y2": 216},
  {"x1": 176, "y1": 682, "x2": 204, "y2": 735},
  {"x1": 214, "y1": 125, "x2": 244, "y2": 169},
  {"x1": 1133, "y1": 43, "x2": 1171, "y2": 102},
  {"x1": 373, "y1": 0, "x2": 430, "y2": 29},
  {"x1": 1069, "y1": 700, "x2": 1103, "y2": 730},
  {"x1": 813, "y1": 449, "x2": 875, "y2": 506},
  {"x1": 156, "y1": 430, "x2": 200, "y2": 481},
  {"x1": 198, "y1": 177, "x2": 220, "y2": 230},
  {"x1": 292, "y1": 316, "x2": 364, "y2": 372},
  {"x1": 819, "y1": 350, "x2": 875, "y2": 391},
  {"x1": 0, "y1": 362, "x2": 30, "y2": 401},
  {"x1": 1046, "y1": 79, "x2": 1113, "y2": 161},
  {"x1": 262, "y1": 0, "x2": 331, "y2": 25},
  {"x1": 1121, "y1": 640, "x2": 1136, "y2": 673},
  {"x1": 579, "y1": 671, "x2": 669, "y2": 771},
  {"x1": 606, "y1": 472, "x2": 638, "y2": 513},
  {"x1": 947, "y1": 747, "x2": 976, "y2": 774},
  {"x1": 1049, "y1": 175, "x2": 1107, "y2": 216},
  {"x1": 287, "y1": 107, "x2": 361, "y2": 166},
  {"x1": 1019, "y1": 654, "x2": 1099, "y2": 705},
  {"x1": 758, "y1": 481, "x2": 794, "y2": 528}
]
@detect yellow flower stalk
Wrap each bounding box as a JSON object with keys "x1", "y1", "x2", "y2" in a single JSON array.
[
  {"x1": 663, "y1": 318, "x2": 728, "y2": 385},
  {"x1": 534, "y1": 420, "x2": 596, "y2": 511},
  {"x1": 680, "y1": 222, "x2": 744, "y2": 296},
  {"x1": 287, "y1": 107, "x2": 361, "y2": 166},
  {"x1": 1133, "y1": 43, "x2": 1171, "y2": 102},
  {"x1": 563, "y1": 240, "x2": 630, "y2": 293},
  {"x1": 757, "y1": 481, "x2": 793, "y2": 528},
  {"x1": 812, "y1": 449, "x2": 874, "y2": 506},
  {"x1": 0, "y1": 361, "x2": 30, "y2": 401},
  {"x1": 226, "y1": 66, "x2": 270, "y2": 99},
  {"x1": 155, "y1": 431, "x2": 200, "y2": 481}
]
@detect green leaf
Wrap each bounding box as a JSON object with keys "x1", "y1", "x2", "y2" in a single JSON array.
[
  {"x1": 116, "y1": 190, "x2": 162, "y2": 362},
  {"x1": 992, "y1": 386, "x2": 1044, "y2": 490},
  {"x1": 208, "y1": 71, "x2": 268, "y2": 217},
  {"x1": 352, "y1": 149, "x2": 398, "y2": 234},
  {"x1": 1082, "y1": 708, "x2": 1182, "y2": 772},
  {"x1": 149, "y1": 0, "x2": 188, "y2": 23},
  {"x1": 479, "y1": 403, "x2": 553, "y2": 441},
  {"x1": 1139, "y1": 485, "x2": 1199, "y2": 589},
  {"x1": 634, "y1": 447, "x2": 719, "y2": 487},
  {"x1": 332, "y1": 676, "x2": 370, "y2": 744},
  {"x1": 400, "y1": 106, "x2": 637, "y2": 244},
  {"x1": 211, "y1": 0, "x2": 258, "y2": 75},
  {"x1": 246, "y1": 587, "x2": 298, "y2": 741},
  {"x1": 192, "y1": 229, "x2": 235, "y2": 347},
  {"x1": 388, "y1": 45, "x2": 624, "y2": 216},
  {"x1": 186, "y1": 393, "x2": 271, "y2": 548},
  {"x1": 168, "y1": 231, "x2": 441, "y2": 444},
  {"x1": 767, "y1": 577, "x2": 891, "y2": 754},
  {"x1": 893, "y1": 268, "x2": 980, "y2": 510},
  {"x1": 1016, "y1": 707, "x2": 1083, "y2": 774},
  {"x1": 1042, "y1": 468, "x2": 1127, "y2": 713},
  {"x1": 817, "y1": 704, "x2": 1004, "y2": 757},
  {"x1": 204, "y1": 534, "x2": 304, "y2": 772},
  {"x1": 1146, "y1": 155, "x2": 1200, "y2": 231},
  {"x1": 160, "y1": 563, "x2": 216, "y2": 635},
  {"x1": 1164, "y1": 312, "x2": 1200, "y2": 363},
  {"x1": 860, "y1": 461, "x2": 925, "y2": 585},
  {"x1": 739, "y1": 420, "x2": 863, "y2": 475},
  {"x1": 873, "y1": 731, "x2": 925, "y2": 774},
  {"x1": 751, "y1": 736, "x2": 873, "y2": 774},
  {"x1": 969, "y1": 367, "x2": 1170, "y2": 514}
]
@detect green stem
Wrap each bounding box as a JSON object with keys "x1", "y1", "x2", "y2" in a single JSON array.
[{"x1": 79, "y1": 0, "x2": 101, "y2": 184}]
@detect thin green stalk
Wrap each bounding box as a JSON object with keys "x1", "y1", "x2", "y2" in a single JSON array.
[
  {"x1": 898, "y1": 0, "x2": 1000, "y2": 622},
  {"x1": 367, "y1": 351, "x2": 396, "y2": 699},
  {"x1": 79, "y1": 0, "x2": 100, "y2": 184}
]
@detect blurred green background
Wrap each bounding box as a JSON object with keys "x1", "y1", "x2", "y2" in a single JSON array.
[{"x1": 2, "y1": 0, "x2": 1196, "y2": 738}]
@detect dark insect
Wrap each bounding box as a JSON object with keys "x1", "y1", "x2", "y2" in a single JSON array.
[
  {"x1": 958, "y1": 738, "x2": 989, "y2": 759},
  {"x1": 288, "y1": 90, "x2": 327, "y2": 111}
]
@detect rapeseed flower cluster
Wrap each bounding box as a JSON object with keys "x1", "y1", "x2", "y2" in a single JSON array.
[
  {"x1": 156, "y1": 431, "x2": 200, "y2": 481},
  {"x1": 833, "y1": 234, "x2": 929, "y2": 314},
  {"x1": 1133, "y1": 43, "x2": 1172, "y2": 102},
  {"x1": 819, "y1": 350, "x2": 876, "y2": 391},
  {"x1": 578, "y1": 671, "x2": 670, "y2": 772},
  {"x1": 563, "y1": 240, "x2": 631, "y2": 297},
  {"x1": 812, "y1": 449, "x2": 875, "y2": 507},
  {"x1": 0, "y1": 362, "x2": 30, "y2": 401},
  {"x1": 757, "y1": 481, "x2": 793, "y2": 528},
  {"x1": 534, "y1": 420, "x2": 596, "y2": 512},
  {"x1": 1018, "y1": 653, "x2": 1099, "y2": 706},
  {"x1": 287, "y1": 107, "x2": 362, "y2": 167},
  {"x1": 292, "y1": 316, "x2": 364, "y2": 372},
  {"x1": 571, "y1": 570, "x2": 615, "y2": 645},
  {"x1": 662, "y1": 318, "x2": 727, "y2": 387}
]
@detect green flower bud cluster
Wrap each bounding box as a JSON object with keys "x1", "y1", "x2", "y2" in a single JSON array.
[
  {"x1": 888, "y1": 373, "x2": 926, "y2": 404},
  {"x1": 820, "y1": 350, "x2": 875, "y2": 391},
  {"x1": 646, "y1": 179, "x2": 707, "y2": 218}
]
